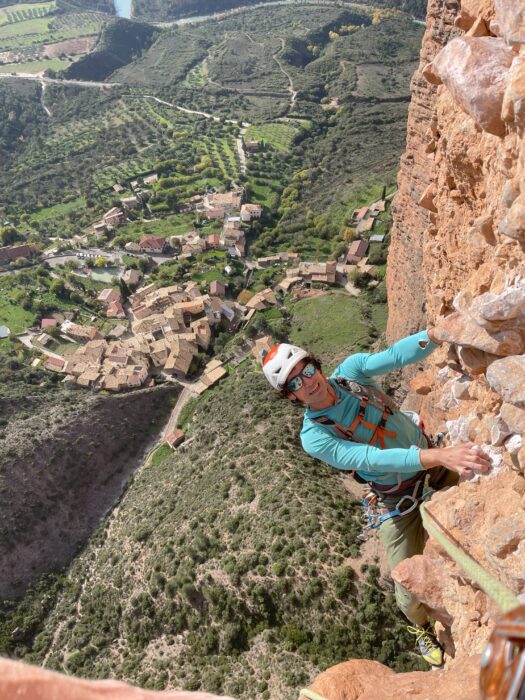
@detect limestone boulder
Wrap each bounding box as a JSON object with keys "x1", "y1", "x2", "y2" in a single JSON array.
[
  {"x1": 301, "y1": 656, "x2": 480, "y2": 700},
  {"x1": 486, "y1": 355, "x2": 525, "y2": 405},
  {"x1": 494, "y1": 0, "x2": 525, "y2": 45},
  {"x1": 499, "y1": 194, "x2": 525, "y2": 241},
  {"x1": 491, "y1": 415, "x2": 512, "y2": 446},
  {"x1": 431, "y1": 36, "x2": 514, "y2": 136},
  {"x1": 0, "y1": 659, "x2": 236, "y2": 700},
  {"x1": 432, "y1": 312, "x2": 524, "y2": 355}
]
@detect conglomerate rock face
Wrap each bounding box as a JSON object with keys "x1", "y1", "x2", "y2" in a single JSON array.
[{"x1": 386, "y1": 0, "x2": 525, "y2": 674}]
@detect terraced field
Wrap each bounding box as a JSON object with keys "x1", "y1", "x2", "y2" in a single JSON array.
[
  {"x1": 0, "y1": 1, "x2": 55, "y2": 25},
  {"x1": 245, "y1": 122, "x2": 300, "y2": 153}
]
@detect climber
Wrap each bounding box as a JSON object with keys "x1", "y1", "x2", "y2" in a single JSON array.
[{"x1": 262, "y1": 328, "x2": 491, "y2": 667}]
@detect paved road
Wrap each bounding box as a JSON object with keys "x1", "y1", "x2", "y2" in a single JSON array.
[{"x1": 0, "y1": 73, "x2": 120, "y2": 89}]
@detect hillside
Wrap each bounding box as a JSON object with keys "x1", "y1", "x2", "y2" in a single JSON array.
[
  {"x1": 10, "y1": 363, "x2": 424, "y2": 700},
  {"x1": 0, "y1": 385, "x2": 180, "y2": 599},
  {"x1": 62, "y1": 17, "x2": 159, "y2": 81},
  {"x1": 131, "y1": 0, "x2": 429, "y2": 20}
]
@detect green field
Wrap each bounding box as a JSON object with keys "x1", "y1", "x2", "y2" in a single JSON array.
[
  {"x1": 0, "y1": 295, "x2": 36, "y2": 333},
  {"x1": 289, "y1": 292, "x2": 371, "y2": 367},
  {"x1": 30, "y1": 196, "x2": 86, "y2": 223},
  {"x1": 1, "y1": 57, "x2": 70, "y2": 72}
]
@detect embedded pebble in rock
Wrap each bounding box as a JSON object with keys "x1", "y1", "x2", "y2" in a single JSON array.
[
  {"x1": 451, "y1": 376, "x2": 472, "y2": 400},
  {"x1": 452, "y1": 289, "x2": 473, "y2": 312},
  {"x1": 486, "y1": 355, "x2": 525, "y2": 405},
  {"x1": 505, "y1": 434, "x2": 523, "y2": 455},
  {"x1": 433, "y1": 312, "x2": 524, "y2": 355},
  {"x1": 491, "y1": 416, "x2": 512, "y2": 446},
  {"x1": 458, "y1": 346, "x2": 497, "y2": 375},
  {"x1": 485, "y1": 512, "x2": 525, "y2": 584},
  {"x1": 419, "y1": 183, "x2": 438, "y2": 211},
  {"x1": 502, "y1": 177, "x2": 521, "y2": 207},
  {"x1": 431, "y1": 36, "x2": 514, "y2": 136},
  {"x1": 501, "y1": 402, "x2": 525, "y2": 433},
  {"x1": 499, "y1": 194, "x2": 525, "y2": 241},
  {"x1": 502, "y1": 55, "x2": 525, "y2": 126},
  {"x1": 494, "y1": 0, "x2": 525, "y2": 45}
]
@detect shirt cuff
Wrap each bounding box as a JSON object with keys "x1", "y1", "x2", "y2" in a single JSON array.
[{"x1": 408, "y1": 445, "x2": 423, "y2": 469}]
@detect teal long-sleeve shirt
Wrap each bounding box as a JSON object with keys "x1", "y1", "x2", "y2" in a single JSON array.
[{"x1": 300, "y1": 330, "x2": 438, "y2": 486}]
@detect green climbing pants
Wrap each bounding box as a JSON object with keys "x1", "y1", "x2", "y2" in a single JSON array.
[{"x1": 378, "y1": 467, "x2": 459, "y2": 626}]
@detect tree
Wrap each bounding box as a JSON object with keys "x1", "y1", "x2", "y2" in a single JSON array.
[
  {"x1": 0, "y1": 226, "x2": 21, "y2": 246},
  {"x1": 50, "y1": 278, "x2": 69, "y2": 299}
]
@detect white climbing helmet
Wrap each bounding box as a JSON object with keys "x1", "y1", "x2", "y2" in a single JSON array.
[{"x1": 262, "y1": 343, "x2": 308, "y2": 390}]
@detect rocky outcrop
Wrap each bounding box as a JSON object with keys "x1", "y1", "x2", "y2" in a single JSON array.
[{"x1": 300, "y1": 655, "x2": 480, "y2": 700}]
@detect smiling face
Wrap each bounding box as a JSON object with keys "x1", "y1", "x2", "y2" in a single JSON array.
[{"x1": 285, "y1": 358, "x2": 333, "y2": 409}]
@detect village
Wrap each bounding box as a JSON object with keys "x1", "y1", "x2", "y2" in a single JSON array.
[{"x1": 1, "y1": 179, "x2": 389, "y2": 405}]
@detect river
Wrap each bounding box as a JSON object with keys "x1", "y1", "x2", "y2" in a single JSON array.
[{"x1": 114, "y1": 0, "x2": 132, "y2": 18}]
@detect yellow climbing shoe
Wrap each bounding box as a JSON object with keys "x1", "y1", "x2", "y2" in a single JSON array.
[{"x1": 407, "y1": 623, "x2": 444, "y2": 666}]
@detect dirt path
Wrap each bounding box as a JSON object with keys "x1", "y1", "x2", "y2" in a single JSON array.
[{"x1": 273, "y1": 37, "x2": 297, "y2": 112}]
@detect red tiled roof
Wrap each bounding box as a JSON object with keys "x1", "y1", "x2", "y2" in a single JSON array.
[
  {"x1": 41, "y1": 318, "x2": 58, "y2": 329},
  {"x1": 139, "y1": 236, "x2": 165, "y2": 251}
]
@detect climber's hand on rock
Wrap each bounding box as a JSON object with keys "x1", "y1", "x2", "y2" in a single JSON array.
[{"x1": 420, "y1": 442, "x2": 492, "y2": 476}]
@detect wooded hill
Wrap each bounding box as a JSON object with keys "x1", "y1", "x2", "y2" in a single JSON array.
[{"x1": 8, "y1": 363, "x2": 425, "y2": 700}]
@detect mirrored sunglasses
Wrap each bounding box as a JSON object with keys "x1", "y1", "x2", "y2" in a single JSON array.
[{"x1": 286, "y1": 362, "x2": 316, "y2": 392}]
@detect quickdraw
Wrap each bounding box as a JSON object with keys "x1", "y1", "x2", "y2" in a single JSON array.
[{"x1": 360, "y1": 482, "x2": 433, "y2": 532}]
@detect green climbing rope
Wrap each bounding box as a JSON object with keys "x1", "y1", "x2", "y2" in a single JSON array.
[
  {"x1": 299, "y1": 689, "x2": 328, "y2": 700},
  {"x1": 421, "y1": 502, "x2": 520, "y2": 614},
  {"x1": 298, "y1": 504, "x2": 520, "y2": 700}
]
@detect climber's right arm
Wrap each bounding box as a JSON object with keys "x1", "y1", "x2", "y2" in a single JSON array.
[{"x1": 420, "y1": 442, "x2": 491, "y2": 477}]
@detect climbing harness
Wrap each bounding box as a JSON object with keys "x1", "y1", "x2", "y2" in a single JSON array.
[
  {"x1": 312, "y1": 378, "x2": 435, "y2": 496},
  {"x1": 313, "y1": 377, "x2": 399, "y2": 450},
  {"x1": 360, "y1": 479, "x2": 432, "y2": 531}
]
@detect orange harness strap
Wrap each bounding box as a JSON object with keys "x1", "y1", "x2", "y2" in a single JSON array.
[{"x1": 315, "y1": 396, "x2": 398, "y2": 448}]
